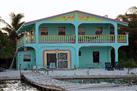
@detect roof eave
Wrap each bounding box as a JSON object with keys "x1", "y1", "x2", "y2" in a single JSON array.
[{"x1": 16, "y1": 23, "x2": 25, "y2": 33}]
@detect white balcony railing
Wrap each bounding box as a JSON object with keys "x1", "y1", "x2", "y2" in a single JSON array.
[{"x1": 17, "y1": 34, "x2": 128, "y2": 46}]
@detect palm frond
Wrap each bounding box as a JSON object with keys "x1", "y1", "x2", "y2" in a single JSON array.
[
  {"x1": 2, "y1": 27, "x2": 12, "y2": 33},
  {"x1": 0, "y1": 18, "x2": 12, "y2": 29},
  {"x1": 10, "y1": 13, "x2": 24, "y2": 30}
]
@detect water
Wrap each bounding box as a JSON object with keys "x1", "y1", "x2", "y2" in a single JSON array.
[
  {"x1": 0, "y1": 80, "x2": 39, "y2": 91},
  {"x1": 61, "y1": 78, "x2": 137, "y2": 85},
  {"x1": 1, "y1": 79, "x2": 137, "y2": 91}
]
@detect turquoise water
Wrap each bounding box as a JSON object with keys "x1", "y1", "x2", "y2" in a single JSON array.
[{"x1": 0, "y1": 80, "x2": 39, "y2": 91}]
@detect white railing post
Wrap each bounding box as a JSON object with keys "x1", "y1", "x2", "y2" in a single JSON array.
[{"x1": 126, "y1": 32, "x2": 129, "y2": 44}]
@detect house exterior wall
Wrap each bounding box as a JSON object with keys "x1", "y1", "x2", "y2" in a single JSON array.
[
  {"x1": 79, "y1": 46, "x2": 112, "y2": 68},
  {"x1": 79, "y1": 24, "x2": 111, "y2": 35},
  {"x1": 39, "y1": 24, "x2": 75, "y2": 35}
]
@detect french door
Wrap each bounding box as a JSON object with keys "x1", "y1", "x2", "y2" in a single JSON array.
[
  {"x1": 58, "y1": 52, "x2": 68, "y2": 68},
  {"x1": 44, "y1": 50, "x2": 70, "y2": 69},
  {"x1": 47, "y1": 53, "x2": 57, "y2": 68}
]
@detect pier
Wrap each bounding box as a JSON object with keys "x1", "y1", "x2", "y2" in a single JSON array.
[{"x1": 21, "y1": 70, "x2": 137, "y2": 91}]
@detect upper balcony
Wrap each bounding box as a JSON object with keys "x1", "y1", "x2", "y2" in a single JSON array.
[
  {"x1": 17, "y1": 34, "x2": 128, "y2": 47},
  {"x1": 17, "y1": 23, "x2": 128, "y2": 47}
]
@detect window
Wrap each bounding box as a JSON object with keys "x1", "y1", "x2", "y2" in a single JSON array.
[
  {"x1": 24, "y1": 54, "x2": 31, "y2": 62},
  {"x1": 79, "y1": 51, "x2": 81, "y2": 56},
  {"x1": 40, "y1": 27, "x2": 48, "y2": 35},
  {"x1": 110, "y1": 26, "x2": 114, "y2": 34},
  {"x1": 93, "y1": 51, "x2": 99, "y2": 63},
  {"x1": 78, "y1": 28, "x2": 85, "y2": 35},
  {"x1": 96, "y1": 27, "x2": 103, "y2": 34},
  {"x1": 58, "y1": 53, "x2": 67, "y2": 61},
  {"x1": 58, "y1": 27, "x2": 65, "y2": 35},
  {"x1": 58, "y1": 53, "x2": 68, "y2": 68}
]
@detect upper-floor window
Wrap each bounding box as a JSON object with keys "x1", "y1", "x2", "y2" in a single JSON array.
[
  {"x1": 58, "y1": 27, "x2": 65, "y2": 35},
  {"x1": 78, "y1": 28, "x2": 85, "y2": 35},
  {"x1": 96, "y1": 27, "x2": 103, "y2": 35},
  {"x1": 110, "y1": 26, "x2": 114, "y2": 34},
  {"x1": 40, "y1": 27, "x2": 48, "y2": 35}
]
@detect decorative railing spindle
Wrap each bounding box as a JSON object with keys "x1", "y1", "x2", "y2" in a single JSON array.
[
  {"x1": 39, "y1": 35, "x2": 75, "y2": 43},
  {"x1": 78, "y1": 35, "x2": 126, "y2": 43}
]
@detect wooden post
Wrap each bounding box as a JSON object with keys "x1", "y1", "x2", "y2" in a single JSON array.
[{"x1": 19, "y1": 64, "x2": 21, "y2": 76}]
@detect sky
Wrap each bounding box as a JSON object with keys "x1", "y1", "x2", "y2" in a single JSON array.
[{"x1": 0, "y1": 0, "x2": 137, "y2": 23}]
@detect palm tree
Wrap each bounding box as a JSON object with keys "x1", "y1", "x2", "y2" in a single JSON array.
[
  {"x1": 0, "y1": 13, "x2": 24, "y2": 69},
  {"x1": 0, "y1": 13, "x2": 24, "y2": 40}
]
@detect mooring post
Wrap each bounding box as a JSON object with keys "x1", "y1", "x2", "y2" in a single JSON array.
[{"x1": 19, "y1": 64, "x2": 21, "y2": 76}]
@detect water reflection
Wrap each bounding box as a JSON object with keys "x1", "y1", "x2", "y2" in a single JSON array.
[{"x1": 0, "y1": 80, "x2": 39, "y2": 91}]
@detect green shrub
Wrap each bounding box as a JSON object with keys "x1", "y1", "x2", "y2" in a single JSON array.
[{"x1": 119, "y1": 59, "x2": 137, "y2": 68}]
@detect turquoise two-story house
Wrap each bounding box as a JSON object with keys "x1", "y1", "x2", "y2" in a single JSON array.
[{"x1": 16, "y1": 11, "x2": 128, "y2": 70}]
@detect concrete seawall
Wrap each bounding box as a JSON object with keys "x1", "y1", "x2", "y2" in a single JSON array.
[{"x1": 0, "y1": 70, "x2": 20, "y2": 80}]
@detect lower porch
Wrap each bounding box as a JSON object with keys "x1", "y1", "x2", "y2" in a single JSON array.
[
  {"x1": 16, "y1": 47, "x2": 36, "y2": 70},
  {"x1": 16, "y1": 46, "x2": 119, "y2": 70},
  {"x1": 79, "y1": 46, "x2": 116, "y2": 68}
]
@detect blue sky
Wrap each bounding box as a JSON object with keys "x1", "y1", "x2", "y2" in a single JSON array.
[{"x1": 0, "y1": 0, "x2": 137, "y2": 22}]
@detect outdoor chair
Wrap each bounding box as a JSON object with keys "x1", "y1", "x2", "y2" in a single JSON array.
[{"x1": 105, "y1": 62, "x2": 114, "y2": 71}]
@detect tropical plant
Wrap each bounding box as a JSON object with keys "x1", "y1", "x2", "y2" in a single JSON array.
[
  {"x1": 117, "y1": 6, "x2": 137, "y2": 66},
  {"x1": 0, "y1": 13, "x2": 24, "y2": 40},
  {"x1": 0, "y1": 13, "x2": 24, "y2": 68}
]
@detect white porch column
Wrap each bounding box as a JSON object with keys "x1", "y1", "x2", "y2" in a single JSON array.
[
  {"x1": 74, "y1": 24, "x2": 79, "y2": 68},
  {"x1": 114, "y1": 47, "x2": 119, "y2": 65},
  {"x1": 114, "y1": 23, "x2": 118, "y2": 43},
  {"x1": 35, "y1": 23, "x2": 39, "y2": 43}
]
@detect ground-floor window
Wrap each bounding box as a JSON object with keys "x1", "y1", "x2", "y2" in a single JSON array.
[
  {"x1": 79, "y1": 51, "x2": 81, "y2": 56},
  {"x1": 24, "y1": 54, "x2": 31, "y2": 62},
  {"x1": 93, "y1": 51, "x2": 99, "y2": 63}
]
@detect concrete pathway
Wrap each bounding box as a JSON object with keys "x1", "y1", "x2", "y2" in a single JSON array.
[{"x1": 0, "y1": 70, "x2": 20, "y2": 80}]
